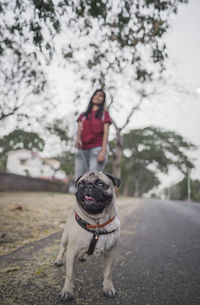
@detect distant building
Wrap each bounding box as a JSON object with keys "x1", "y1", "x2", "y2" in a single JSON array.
[{"x1": 6, "y1": 149, "x2": 67, "y2": 182}]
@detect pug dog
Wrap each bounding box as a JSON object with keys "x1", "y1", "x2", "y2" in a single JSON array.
[{"x1": 55, "y1": 171, "x2": 121, "y2": 301}]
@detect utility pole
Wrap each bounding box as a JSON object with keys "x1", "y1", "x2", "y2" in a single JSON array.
[{"x1": 187, "y1": 168, "x2": 191, "y2": 201}]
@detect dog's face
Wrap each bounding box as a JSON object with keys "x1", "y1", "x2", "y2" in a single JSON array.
[{"x1": 75, "y1": 171, "x2": 121, "y2": 214}]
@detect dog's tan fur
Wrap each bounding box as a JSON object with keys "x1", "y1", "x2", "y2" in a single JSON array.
[{"x1": 55, "y1": 171, "x2": 120, "y2": 300}]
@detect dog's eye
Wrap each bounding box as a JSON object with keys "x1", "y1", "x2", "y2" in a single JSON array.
[
  {"x1": 98, "y1": 182, "x2": 105, "y2": 188},
  {"x1": 77, "y1": 183, "x2": 83, "y2": 189}
]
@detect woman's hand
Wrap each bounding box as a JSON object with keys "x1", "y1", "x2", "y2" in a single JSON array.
[
  {"x1": 98, "y1": 150, "x2": 106, "y2": 163},
  {"x1": 98, "y1": 123, "x2": 109, "y2": 163},
  {"x1": 75, "y1": 138, "x2": 82, "y2": 148}
]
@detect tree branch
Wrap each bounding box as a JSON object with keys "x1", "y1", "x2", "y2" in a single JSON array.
[
  {"x1": 0, "y1": 106, "x2": 20, "y2": 121},
  {"x1": 120, "y1": 99, "x2": 143, "y2": 131}
]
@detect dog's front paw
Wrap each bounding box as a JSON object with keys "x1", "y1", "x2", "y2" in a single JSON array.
[
  {"x1": 59, "y1": 290, "x2": 74, "y2": 301},
  {"x1": 78, "y1": 253, "x2": 88, "y2": 263},
  {"x1": 103, "y1": 286, "x2": 117, "y2": 298},
  {"x1": 54, "y1": 259, "x2": 63, "y2": 267}
]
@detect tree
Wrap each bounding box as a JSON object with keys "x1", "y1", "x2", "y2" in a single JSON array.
[
  {"x1": 107, "y1": 126, "x2": 196, "y2": 196},
  {"x1": 0, "y1": 129, "x2": 45, "y2": 170},
  {"x1": 121, "y1": 164, "x2": 160, "y2": 197},
  {"x1": 169, "y1": 178, "x2": 200, "y2": 202},
  {"x1": 0, "y1": 0, "x2": 188, "y2": 133},
  {"x1": 0, "y1": 1, "x2": 57, "y2": 129},
  {"x1": 46, "y1": 118, "x2": 74, "y2": 151},
  {"x1": 60, "y1": 0, "x2": 188, "y2": 177}
]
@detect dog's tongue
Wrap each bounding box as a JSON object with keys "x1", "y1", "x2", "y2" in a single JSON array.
[{"x1": 84, "y1": 195, "x2": 95, "y2": 201}]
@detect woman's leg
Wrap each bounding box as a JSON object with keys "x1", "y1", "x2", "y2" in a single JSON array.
[
  {"x1": 74, "y1": 149, "x2": 89, "y2": 180},
  {"x1": 89, "y1": 147, "x2": 107, "y2": 172}
]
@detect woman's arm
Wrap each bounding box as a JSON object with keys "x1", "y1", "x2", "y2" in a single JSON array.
[
  {"x1": 75, "y1": 121, "x2": 83, "y2": 148},
  {"x1": 98, "y1": 123, "x2": 110, "y2": 163}
]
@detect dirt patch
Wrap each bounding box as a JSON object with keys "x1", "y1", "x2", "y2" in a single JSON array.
[
  {"x1": 0, "y1": 192, "x2": 74, "y2": 256},
  {"x1": 0, "y1": 192, "x2": 140, "y2": 257}
]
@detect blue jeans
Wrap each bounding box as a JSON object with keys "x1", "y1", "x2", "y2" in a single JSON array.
[{"x1": 75, "y1": 146, "x2": 107, "y2": 180}]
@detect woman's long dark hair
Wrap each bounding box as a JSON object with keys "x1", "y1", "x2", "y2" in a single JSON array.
[{"x1": 84, "y1": 89, "x2": 106, "y2": 119}]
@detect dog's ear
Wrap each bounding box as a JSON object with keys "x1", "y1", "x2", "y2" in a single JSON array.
[
  {"x1": 75, "y1": 175, "x2": 83, "y2": 186},
  {"x1": 104, "y1": 172, "x2": 121, "y2": 188}
]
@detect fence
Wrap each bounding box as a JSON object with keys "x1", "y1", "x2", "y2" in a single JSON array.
[{"x1": 0, "y1": 172, "x2": 68, "y2": 193}]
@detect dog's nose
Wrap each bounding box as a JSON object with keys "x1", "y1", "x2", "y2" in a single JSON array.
[{"x1": 86, "y1": 183, "x2": 93, "y2": 190}]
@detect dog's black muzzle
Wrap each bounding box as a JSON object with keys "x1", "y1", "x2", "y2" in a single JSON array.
[{"x1": 75, "y1": 183, "x2": 113, "y2": 214}]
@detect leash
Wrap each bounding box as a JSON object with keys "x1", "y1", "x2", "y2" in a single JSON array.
[{"x1": 75, "y1": 212, "x2": 117, "y2": 255}]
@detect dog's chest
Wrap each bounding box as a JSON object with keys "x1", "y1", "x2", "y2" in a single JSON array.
[
  {"x1": 74, "y1": 213, "x2": 120, "y2": 257},
  {"x1": 87, "y1": 218, "x2": 120, "y2": 256},
  {"x1": 93, "y1": 229, "x2": 120, "y2": 256}
]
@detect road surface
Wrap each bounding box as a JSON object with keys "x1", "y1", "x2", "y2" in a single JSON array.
[{"x1": 0, "y1": 198, "x2": 200, "y2": 305}]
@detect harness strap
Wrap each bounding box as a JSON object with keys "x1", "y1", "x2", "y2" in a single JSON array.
[
  {"x1": 86, "y1": 231, "x2": 99, "y2": 255},
  {"x1": 75, "y1": 212, "x2": 117, "y2": 255}
]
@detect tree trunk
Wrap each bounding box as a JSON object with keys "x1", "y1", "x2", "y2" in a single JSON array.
[
  {"x1": 111, "y1": 121, "x2": 123, "y2": 178},
  {"x1": 122, "y1": 175, "x2": 131, "y2": 196},
  {"x1": 134, "y1": 180, "x2": 139, "y2": 197},
  {"x1": 112, "y1": 145, "x2": 122, "y2": 178}
]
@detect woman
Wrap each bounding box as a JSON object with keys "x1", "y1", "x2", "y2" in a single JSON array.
[{"x1": 75, "y1": 89, "x2": 112, "y2": 180}]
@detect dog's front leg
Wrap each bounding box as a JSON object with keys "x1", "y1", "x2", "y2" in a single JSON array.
[
  {"x1": 103, "y1": 248, "x2": 117, "y2": 298},
  {"x1": 55, "y1": 226, "x2": 68, "y2": 266},
  {"x1": 59, "y1": 250, "x2": 76, "y2": 301}
]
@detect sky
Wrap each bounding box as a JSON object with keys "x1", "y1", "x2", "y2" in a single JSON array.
[{"x1": 48, "y1": 0, "x2": 200, "y2": 190}]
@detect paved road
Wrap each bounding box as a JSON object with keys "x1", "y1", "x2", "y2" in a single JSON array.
[
  {"x1": 0, "y1": 198, "x2": 200, "y2": 305},
  {"x1": 119, "y1": 199, "x2": 200, "y2": 305}
]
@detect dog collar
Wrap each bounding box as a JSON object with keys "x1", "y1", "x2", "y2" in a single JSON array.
[
  {"x1": 75, "y1": 212, "x2": 115, "y2": 230},
  {"x1": 75, "y1": 212, "x2": 117, "y2": 255}
]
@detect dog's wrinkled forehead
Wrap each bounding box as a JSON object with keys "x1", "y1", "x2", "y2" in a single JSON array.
[
  {"x1": 76, "y1": 171, "x2": 121, "y2": 188},
  {"x1": 79, "y1": 171, "x2": 111, "y2": 185}
]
